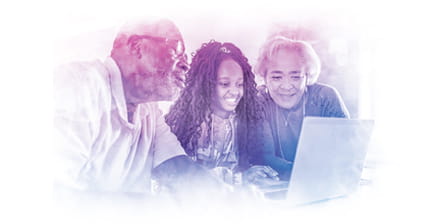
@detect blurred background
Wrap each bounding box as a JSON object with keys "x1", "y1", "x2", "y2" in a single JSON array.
[
  {"x1": 53, "y1": 8, "x2": 374, "y2": 120},
  {"x1": 48, "y1": 0, "x2": 434, "y2": 222}
]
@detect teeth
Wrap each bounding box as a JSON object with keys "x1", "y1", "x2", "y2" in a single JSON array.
[{"x1": 225, "y1": 98, "x2": 237, "y2": 103}]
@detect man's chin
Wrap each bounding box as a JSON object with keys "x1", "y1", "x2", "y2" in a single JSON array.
[
  {"x1": 170, "y1": 88, "x2": 181, "y2": 101},
  {"x1": 158, "y1": 95, "x2": 176, "y2": 102}
]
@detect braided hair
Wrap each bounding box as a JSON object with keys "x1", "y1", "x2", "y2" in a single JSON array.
[{"x1": 165, "y1": 40, "x2": 263, "y2": 170}]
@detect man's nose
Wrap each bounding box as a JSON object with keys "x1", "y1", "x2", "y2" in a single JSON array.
[{"x1": 176, "y1": 55, "x2": 189, "y2": 73}]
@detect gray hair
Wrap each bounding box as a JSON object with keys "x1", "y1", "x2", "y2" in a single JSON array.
[
  {"x1": 111, "y1": 18, "x2": 183, "y2": 52},
  {"x1": 255, "y1": 36, "x2": 321, "y2": 85}
]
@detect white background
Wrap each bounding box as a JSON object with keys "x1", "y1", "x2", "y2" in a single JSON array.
[{"x1": 1, "y1": 0, "x2": 433, "y2": 223}]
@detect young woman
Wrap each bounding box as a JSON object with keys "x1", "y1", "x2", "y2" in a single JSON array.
[{"x1": 166, "y1": 40, "x2": 278, "y2": 185}]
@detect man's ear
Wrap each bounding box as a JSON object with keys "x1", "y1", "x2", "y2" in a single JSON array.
[{"x1": 128, "y1": 37, "x2": 142, "y2": 59}]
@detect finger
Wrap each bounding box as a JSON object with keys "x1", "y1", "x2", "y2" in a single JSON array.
[
  {"x1": 255, "y1": 171, "x2": 267, "y2": 178},
  {"x1": 271, "y1": 175, "x2": 280, "y2": 181},
  {"x1": 265, "y1": 166, "x2": 279, "y2": 176},
  {"x1": 261, "y1": 169, "x2": 279, "y2": 180},
  {"x1": 257, "y1": 166, "x2": 275, "y2": 177},
  {"x1": 250, "y1": 165, "x2": 262, "y2": 171}
]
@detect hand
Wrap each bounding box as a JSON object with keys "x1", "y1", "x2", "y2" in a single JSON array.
[
  {"x1": 211, "y1": 167, "x2": 235, "y2": 185},
  {"x1": 243, "y1": 165, "x2": 279, "y2": 185}
]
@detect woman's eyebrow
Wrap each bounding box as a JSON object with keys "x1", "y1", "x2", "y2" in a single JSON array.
[
  {"x1": 270, "y1": 70, "x2": 283, "y2": 74},
  {"x1": 289, "y1": 70, "x2": 302, "y2": 75}
]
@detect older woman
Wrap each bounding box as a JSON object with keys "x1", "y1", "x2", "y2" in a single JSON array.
[
  {"x1": 254, "y1": 36, "x2": 350, "y2": 181},
  {"x1": 166, "y1": 40, "x2": 278, "y2": 186}
]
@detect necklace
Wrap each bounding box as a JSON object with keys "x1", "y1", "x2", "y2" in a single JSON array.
[
  {"x1": 275, "y1": 92, "x2": 307, "y2": 127},
  {"x1": 281, "y1": 110, "x2": 291, "y2": 127},
  {"x1": 275, "y1": 92, "x2": 307, "y2": 158}
]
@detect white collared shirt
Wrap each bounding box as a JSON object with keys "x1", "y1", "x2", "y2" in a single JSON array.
[{"x1": 54, "y1": 57, "x2": 185, "y2": 193}]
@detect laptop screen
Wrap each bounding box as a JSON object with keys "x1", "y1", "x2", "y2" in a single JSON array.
[{"x1": 286, "y1": 117, "x2": 374, "y2": 205}]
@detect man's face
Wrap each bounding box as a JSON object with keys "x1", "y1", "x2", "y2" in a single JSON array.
[
  {"x1": 125, "y1": 36, "x2": 188, "y2": 103},
  {"x1": 264, "y1": 49, "x2": 307, "y2": 109}
]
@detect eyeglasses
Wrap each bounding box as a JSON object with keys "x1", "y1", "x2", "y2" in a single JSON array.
[{"x1": 127, "y1": 34, "x2": 185, "y2": 59}]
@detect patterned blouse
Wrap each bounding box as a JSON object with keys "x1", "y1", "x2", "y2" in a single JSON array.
[{"x1": 192, "y1": 113, "x2": 241, "y2": 184}]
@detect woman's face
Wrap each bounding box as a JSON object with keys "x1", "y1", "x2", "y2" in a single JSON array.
[
  {"x1": 264, "y1": 49, "x2": 307, "y2": 109},
  {"x1": 211, "y1": 58, "x2": 244, "y2": 118}
]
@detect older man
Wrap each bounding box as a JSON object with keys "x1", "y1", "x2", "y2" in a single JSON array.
[
  {"x1": 54, "y1": 19, "x2": 213, "y2": 199},
  {"x1": 254, "y1": 36, "x2": 350, "y2": 181}
]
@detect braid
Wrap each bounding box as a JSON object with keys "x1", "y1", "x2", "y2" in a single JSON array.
[
  {"x1": 166, "y1": 41, "x2": 220, "y2": 155},
  {"x1": 166, "y1": 40, "x2": 264, "y2": 166}
]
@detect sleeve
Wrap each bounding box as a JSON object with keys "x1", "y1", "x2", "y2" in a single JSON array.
[
  {"x1": 53, "y1": 63, "x2": 100, "y2": 190},
  {"x1": 151, "y1": 105, "x2": 186, "y2": 168},
  {"x1": 323, "y1": 86, "x2": 350, "y2": 118},
  {"x1": 258, "y1": 120, "x2": 293, "y2": 178}
]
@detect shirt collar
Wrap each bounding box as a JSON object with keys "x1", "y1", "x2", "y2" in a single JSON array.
[{"x1": 104, "y1": 57, "x2": 129, "y2": 123}]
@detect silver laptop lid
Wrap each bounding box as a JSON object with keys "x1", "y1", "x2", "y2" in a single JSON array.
[{"x1": 286, "y1": 117, "x2": 374, "y2": 205}]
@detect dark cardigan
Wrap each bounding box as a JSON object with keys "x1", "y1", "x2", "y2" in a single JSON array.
[{"x1": 254, "y1": 83, "x2": 350, "y2": 180}]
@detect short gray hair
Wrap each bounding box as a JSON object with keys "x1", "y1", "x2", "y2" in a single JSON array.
[
  {"x1": 255, "y1": 36, "x2": 321, "y2": 85},
  {"x1": 112, "y1": 18, "x2": 183, "y2": 51}
]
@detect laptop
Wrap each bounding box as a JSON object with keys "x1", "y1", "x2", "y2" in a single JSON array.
[{"x1": 282, "y1": 116, "x2": 375, "y2": 205}]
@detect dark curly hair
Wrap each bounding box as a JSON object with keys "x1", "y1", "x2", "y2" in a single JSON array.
[{"x1": 165, "y1": 40, "x2": 263, "y2": 170}]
